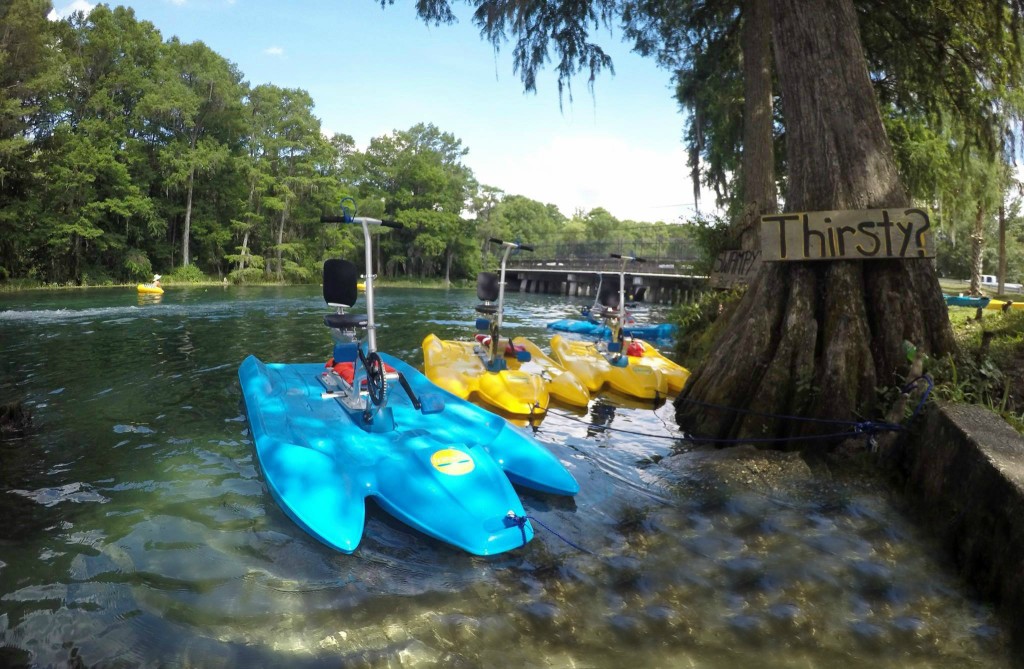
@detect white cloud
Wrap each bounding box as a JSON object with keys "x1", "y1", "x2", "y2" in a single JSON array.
[
  {"x1": 264, "y1": 46, "x2": 284, "y2": 57},
  {"x1": 474, "y1": 134, "x2": 700, "y2": 223},
  {"x1": 47, "y1": 0, "x2": 96, "y2": 20}
]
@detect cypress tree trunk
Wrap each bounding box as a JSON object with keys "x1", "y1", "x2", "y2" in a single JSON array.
[
  {"x1": 182, "y1": 167, "x2": 194, "y2": 267},
  {"x1": 238, "y1": 229, "x2": 250, "y2": 271},
  {"x1": 675, "y1": 0, "x2": 955, "y2": 448},
  {"x1": 737, "y1": 0, "x2": 776, "y2": 250},
  {"x1": 275, "y1": 202, "x2": 287, "y2": 282}
]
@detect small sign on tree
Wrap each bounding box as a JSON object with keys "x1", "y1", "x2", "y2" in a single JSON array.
[
  {"x1": 760, "y1": 208, "x2": 933, "y2": 261},
  {"x1": 709, "y1": 249, "x2": 761, "y2": 288}
]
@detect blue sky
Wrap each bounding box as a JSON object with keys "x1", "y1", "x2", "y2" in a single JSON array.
[{"x1": 50, "y1": 0, "x2": 700, "y2": 223}]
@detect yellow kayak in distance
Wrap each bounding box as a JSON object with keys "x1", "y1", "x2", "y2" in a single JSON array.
[
  {"x1": 137, "y1": 284, "x2": 163, "y2": 294},
  {"x1": 985, "y1": 298, "x2": 1024, "y2": 311},
  {"x1": 422, "y1": 334, "x2": 549, "y2": 417},
  {"x1": 550, "y1": 334, "x2": 668, "y2": 401}
]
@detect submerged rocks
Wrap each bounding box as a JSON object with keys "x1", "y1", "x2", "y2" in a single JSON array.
[
  {"x1": 0, "y1": 401, "x2": 32, "y2": 437},
  {"x1": 658, "y1": 444, "x2": 815, "y2": 498}
]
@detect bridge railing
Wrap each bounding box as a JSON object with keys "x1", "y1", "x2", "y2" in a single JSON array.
[{"x1": 502, "y1": 240, "x2": 702, "y2": 276}]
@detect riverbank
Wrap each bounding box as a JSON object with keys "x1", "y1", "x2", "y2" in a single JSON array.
[
  {"x1": 895, "y1": 402, "x2": 1024, "y2": 662},
  {"x1": 0, "y1": 276, "x2": 473, "y2": 293}
]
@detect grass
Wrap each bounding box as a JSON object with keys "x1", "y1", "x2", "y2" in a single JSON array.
[{"x1": 937, "y1": 305, "x2": 1024, "y2": 431}]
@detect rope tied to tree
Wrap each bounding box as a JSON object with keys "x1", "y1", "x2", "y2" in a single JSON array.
[{"x1": 544, "y1": 374, "x2": 934, "y2": 447}]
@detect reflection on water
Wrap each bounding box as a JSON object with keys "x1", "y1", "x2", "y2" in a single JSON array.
[{"x1": 0, "y1": 285, "x2": 1013, "y2": 667}]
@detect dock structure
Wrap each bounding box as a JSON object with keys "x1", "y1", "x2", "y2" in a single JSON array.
[
  {"x1": 494, "y1": 237, "x2": 707, "y2": 304},
  {"x1": 502, "y1": 265, "x2": 708, "y2": 305}
]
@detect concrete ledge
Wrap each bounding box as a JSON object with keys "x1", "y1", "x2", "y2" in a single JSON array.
[{"x1": 897, "y1": 402, "x2": 1024, "y2": 646}]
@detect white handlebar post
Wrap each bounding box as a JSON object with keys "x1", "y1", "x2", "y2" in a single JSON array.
[
  {"x1": 355, "y1": 217, "x2": 381, "y2": 352},
  {"x1": 496, "y1": 242, "x2": 516, "y2": 332},
  {"x1": 618, "y1": 256, "x2": 629, "y2": 322}
]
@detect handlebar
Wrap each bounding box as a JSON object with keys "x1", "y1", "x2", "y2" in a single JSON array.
[
  {"x1": 321, "y1": 215, "x2": 403, "y2": 229},
  {"x1": 488, "y1": 237, "x2": 533, "y2": 252},
  {"x1": 610, "y1": 253, "x2": 646, "y2": 263}
]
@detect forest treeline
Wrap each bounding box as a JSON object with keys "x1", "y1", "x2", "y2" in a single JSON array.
[{"x1": 0, "y1": 1, "x2": 699, "y2": 288}]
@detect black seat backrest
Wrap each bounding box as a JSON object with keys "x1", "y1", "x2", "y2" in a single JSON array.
[
  {"x1": 323, "y1": 258, "x2": 359, "y2": 307},
  {"x1": 598, "y1": 274, "x2": 622, "y2": 310},
  {"x1": 477, "y1": 272, "x2": 500, "y2": 302},
  {"x1": 632, "y1": 285, "x2": 646, "y2": 302}
]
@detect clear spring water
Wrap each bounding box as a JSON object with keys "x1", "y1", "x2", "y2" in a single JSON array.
[{"x1": 0, "y1": 285, "x2": 1012, "y2": 668}]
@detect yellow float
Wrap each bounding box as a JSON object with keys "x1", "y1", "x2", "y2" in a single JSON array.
[
  {"x1": 510, "y1": 337, "x2": 591, "y2": 408},
  {"x1": 137, "y1": 274, "x2": 163, "y2": 294},
  {"x1": 624, "y1": 339, "x2": 690, "y2": 394},
  {"x1": 422, "y1": 334, "x2": 549, "y2": 416},
  {"x1": 547, "y1": 253, "x2": 690, "y2": 400},
  {"x1": 423, "y1": 238, "x2": 591, "y2": 417},
  {"x1": 550, "y1": 334, "x2": 667, "y2": 400}
]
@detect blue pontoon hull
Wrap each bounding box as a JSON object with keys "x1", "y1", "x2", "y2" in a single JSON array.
[
  {"x1": 239, "y1": 353, "x2": 578, "y2": 556},
  {"x1": 943, "y1": 294, "x2": 990, "y2": 308},
  {"x1": 547, "y1": 319, "x2": 678, "y2": 341}
]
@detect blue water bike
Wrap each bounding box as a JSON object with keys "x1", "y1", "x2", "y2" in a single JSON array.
[{"x1": 238, "y1": 199, "x2": 579, "y2": 555}]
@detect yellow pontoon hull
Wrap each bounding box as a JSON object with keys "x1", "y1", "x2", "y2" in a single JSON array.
[
  {"x1": 422, "y1": 334, "x2": 549, "y2": 416},
  {"x1": 137, "y1": 284, "x2": 163, "y2": 294},
  {"x1": 550, "y1": 335, "x2": 667, "y2": 400},
  {"x1": 510, "y1": 337, "x2": 591, "y2": 408},
  {"x1": 630, "y1": 340, "x2": 690, "y2": 394}
]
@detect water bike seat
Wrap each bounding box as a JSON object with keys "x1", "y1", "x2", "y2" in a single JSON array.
[
  {"x1": 477, "y1": 271, "x2": 500, "y2": 302},
  {"x1": 598, "y1": 275, "x2": 623, "y2": 309},
  {"x1": 475, "y1": 304, "x2": 498, "y2": 315},
  {"x1": 323, "y1": 258, "x2": 360, "y2": 308}
]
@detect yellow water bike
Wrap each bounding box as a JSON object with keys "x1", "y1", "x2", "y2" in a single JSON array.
[
  {"x1": 423, "y1": 238, "x2": 589, "y2": 416},
  {"x1": 550, "y1": 253, "x2": 690, "y2": 400}
]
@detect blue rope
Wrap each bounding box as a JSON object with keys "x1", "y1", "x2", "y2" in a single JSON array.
[
  {"x1": 902, "y1": 374, "x2": 934, "y2": 421},
  {"x1": 544, "y1": 373, "x2": 935, "y2": 448},
  {"x1": 506, "y1": 512, "x2": 594, "y2": 554},
  {"x1": 676, "y1": 396, "x2": 865, "y2": 427}
]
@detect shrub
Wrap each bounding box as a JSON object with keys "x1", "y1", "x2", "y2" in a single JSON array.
[
  {"x1": 228, "y1": 267, "x2": 269, "y2": 285},
  {"x1": 165, "y1": 264, "x2": 207, "y2": 284},
  {"x1": 81, "y1": 265, "x2": 114, "y2": 286},
  {"x1": 670, "y1": 287, "x2": 746, "y2": 369},
  {"x1": 123, "y1": 249, "x2": 153, "y2": 281}
]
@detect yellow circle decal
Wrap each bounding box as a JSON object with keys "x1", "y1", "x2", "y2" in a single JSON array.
[{"x1": 430, "y1": 448, "x2": 475, "y2": 476}]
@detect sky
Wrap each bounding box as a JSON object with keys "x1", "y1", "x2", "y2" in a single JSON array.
[{"x1": 49, "y1": 0, "x2": 700, "y2": 223}]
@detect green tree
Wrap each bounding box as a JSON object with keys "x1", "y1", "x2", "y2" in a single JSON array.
[
  {"x1": 0, "y1": 0, "x2": 59, "y2": 279},
  {"x1": 395, "y1": 0, "x2": 1023, "y2": 443},
  {"x1": 353, "y1": 123, "x2": 476, "y2": 278},
  {"x1": 148, "y1": 38, "x2": 244, "y2": 268},
  {"x1": 489, "y1": 194, "x2": 560, "y2": 243},
  {"x1": 32, "y1": 5, "x2": 163, "y2": 283}
]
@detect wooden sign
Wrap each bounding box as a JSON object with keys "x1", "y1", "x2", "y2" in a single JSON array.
[
  {"x1": 760, "y1": 208, "x2": 934, "y2": 261},
  {"x1": 709, "y1": 249, "x2": 761, "y2": 289}
]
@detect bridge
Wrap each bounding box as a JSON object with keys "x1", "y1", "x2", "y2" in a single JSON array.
[{"x1": 500, "y1": 240, "x2": 708, "y2": 305}]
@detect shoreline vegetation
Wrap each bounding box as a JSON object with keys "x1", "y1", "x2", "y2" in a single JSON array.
[{"x1": 0, "y1": 277, "x2": 473, "y2": 293}]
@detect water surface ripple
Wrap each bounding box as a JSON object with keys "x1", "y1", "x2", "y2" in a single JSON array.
[{"x1": 0, "y1": 285, "x2": 1011, "y2": 667}]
